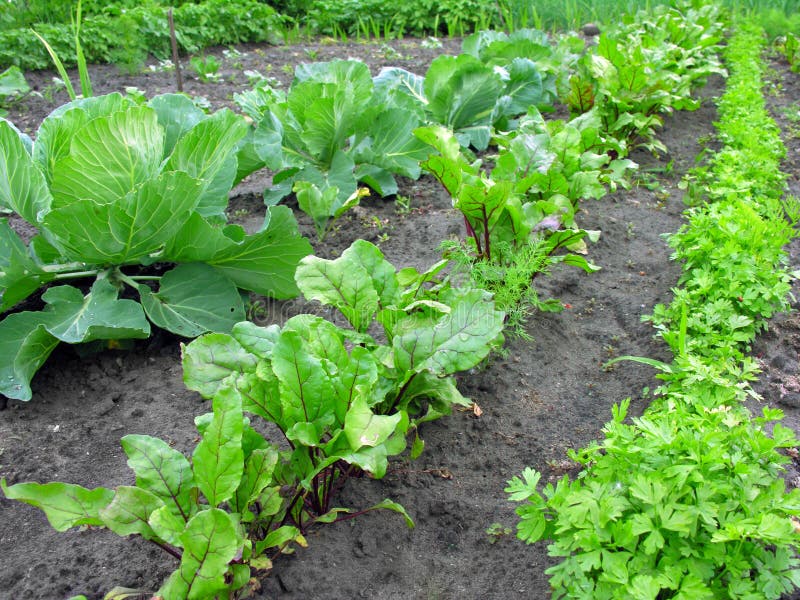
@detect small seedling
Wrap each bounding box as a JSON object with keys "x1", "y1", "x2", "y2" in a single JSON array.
[
  {"x1": 190, "y1": 55, "x2": 222, "y2": 83},
  {"x1": 39, "y1": 77, "x2": 67, "y2": 103},
  {"x1": 780, "y1": 103, "x2": 800, "y2": 124},
  {"x1": 123, "y1": 86, "x2": 146, "y2": 104},
  {"x1": 222, "y1": 48, "x2": 246, "y2": 70},
  {"x1": 148, "y1": 59, "x2": 174, "y2": 73},
  {"x1": 378, "y1": 44, "x2": 402, "y2": 60},
  {"x1": 0, "y1": 66, "x2": 30, "y2": 117},
  {"x1": 395, "y1": 195, "x2": 412, "y2": 215},
  {"x1": 421, "y1": 37, "x2": 443, "y2": 49},
  {"x1": 244, "y1": 297, "x2": 269, "y2": 322},
  {"x1": 486, "y1": 522, "x2": 512, "y2": 544}
]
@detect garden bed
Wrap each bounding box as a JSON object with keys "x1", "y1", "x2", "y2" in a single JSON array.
[{"x1": 1, "y1": 37, "x2": 799, "y2": 599}]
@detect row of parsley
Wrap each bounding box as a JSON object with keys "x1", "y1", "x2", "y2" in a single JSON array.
[{"x1": 507, "y1": 21, "x2": 800, "y2": 600}]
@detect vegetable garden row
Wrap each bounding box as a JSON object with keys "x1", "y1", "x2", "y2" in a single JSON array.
[
  {"x1": 1, "y1": 2, "x2": 799, "y2": 598},
  {"x1": 509, "y1": 24, "x2": 800, "y2": 599}
]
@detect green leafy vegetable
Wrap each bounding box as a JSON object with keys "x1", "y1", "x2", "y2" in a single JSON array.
[
  {"x1": 0, "y1": 66, "x2": 29, "y2": 117},
  {"x1": 1, "y1": 355, "x2": 418, "y2": 597},
  {"x1": 1, "y1": 479, "x2": 114, "y2": 532},
  {"x1": 507, "y1": 402, "x2": 800, "y2": 600},
  {"x1": 423, "y1": 54, "x2": 504, "y2": 150},
  {"x1": 3, "y1": 241, "x2": 503, "y2": 596},
  {"x1": 416, "y1": 124, "x2": 606, "y2": 330},
  {"x1": 183, "y1": 240, "x2": 504, "y2": 526},
  {"x1": 0, "y1": 93, "x2": 312, "y2": 400},
  {"x1": 568, "y1": 3, "x2": 725, "y2": 152},
  {"x1": 1, "y1": 388, "x2": 306, "y2": 599},
  {"x1": 240, "y1": 59, "x2": 430, "y2": 211}
]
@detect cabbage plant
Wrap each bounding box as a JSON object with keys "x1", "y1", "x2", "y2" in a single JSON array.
[
  {"x1": 238, "y1": 59, "x2": 431, "y2": 211},
  {"x1": 0, "y1": 92, "x2": 312, "y2": 400},
  {"x1": 379, "y1": 52, "x2": 553, "y2": 151}
]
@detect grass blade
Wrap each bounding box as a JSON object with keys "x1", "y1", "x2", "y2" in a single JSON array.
[
  {"x1": 30, "y1": 29, "x2": 76, "y2": 101},
  {"x1": 73, "y1": 0, "x2": 93, "y2": 98}
]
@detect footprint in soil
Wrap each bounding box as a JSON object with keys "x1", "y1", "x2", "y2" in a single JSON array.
[
  {"x1": 428, "y1": 501, "x2": 466, "y2": 550},
  {"x1": 353, "y1": 530, "x2": 378, "y2": 558}
]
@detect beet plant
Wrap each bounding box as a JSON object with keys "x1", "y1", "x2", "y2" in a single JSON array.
[
  {"x1": 1, "y1": 240, "x2": 505, "y2": 598},
  {"x1": 0, "y1": 93, "x2": 312, "y2": 400},
  {"x1": 492, "y1": 107, "x2": 634, "y2": 233},
  {"x1": 776, "y1": 33, "x2": 800, "y2": 72},
  {"x1": 566, "y1": 2, "x2": 725, "y2": 151},
  {"x1": 2, "y1": 384, "x2": 387, "y2": 599},
  {"x1": 182, "y1": 240, "x2": 504, "y2": 522},
  {"x1": 415, "y1": 124, "x2": 606, "y2": 325},
  {"x1": 183, "y1": 240, "x2": 506, "y2": 434},
  {"x1": 180, "y1": 240, "x2": 503, "y2": 545},
  {"x1": 183, "y1": 240, "x2": 504, "y2": 531}
]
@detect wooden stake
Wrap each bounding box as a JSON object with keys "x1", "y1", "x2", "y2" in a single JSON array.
[{"x1": 168, "y1": 8, "x2": 183, "y2": 92}]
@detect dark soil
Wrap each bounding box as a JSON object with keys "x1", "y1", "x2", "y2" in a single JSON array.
[
  {"x1": 752, "y1": 60, "x2": 800, "y2": 522},
  {"x1": 1, "y1": 38, "x2": 799, "y2": 600}
]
